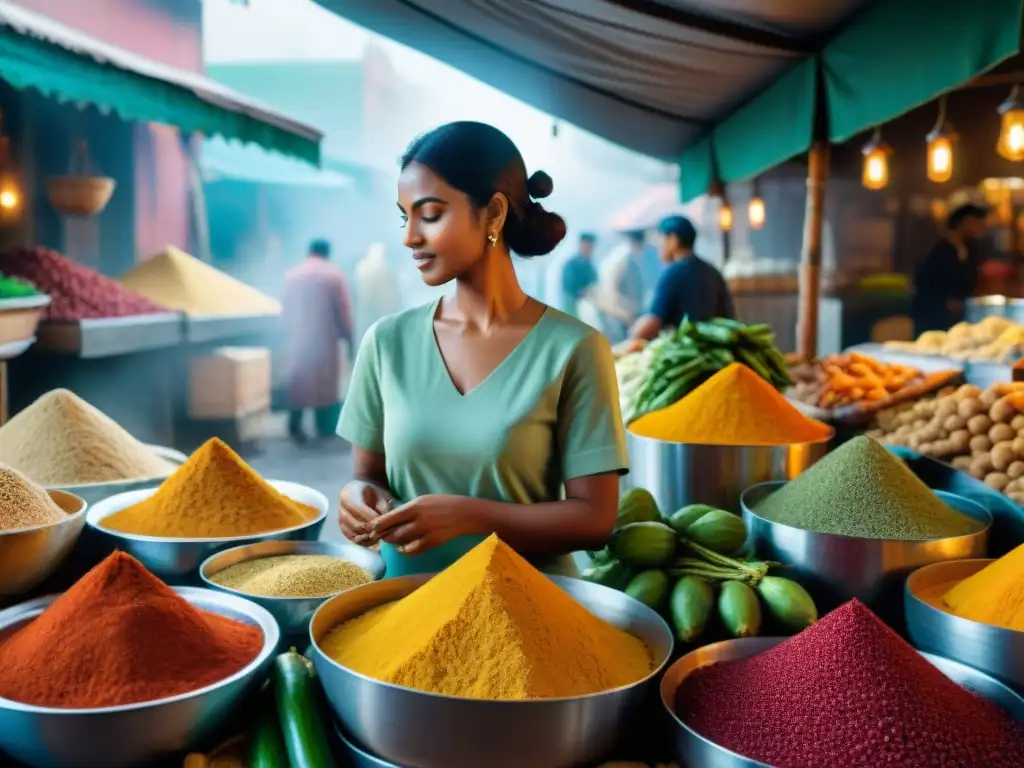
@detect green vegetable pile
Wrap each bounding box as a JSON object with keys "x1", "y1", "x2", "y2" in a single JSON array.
[
  {"x1": 0, "y1": 273, "x2": 38, "y2": 300},
  {"x1": 583, "y1": 488, "x2": 818, "y2": 646},
  {"x1": 625, "y1": 317, "x2": 792, "y2": 423}
]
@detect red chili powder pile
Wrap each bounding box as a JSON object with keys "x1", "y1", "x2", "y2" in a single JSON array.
[
  {"x1": 0, "y1": 245, "x2": 166, "y2": 320},
  {"x1": 0, "y1": 551, "x2": 263, "y2": 708},
  {"x1": 674, "y1": 600, "x2": 1024, "y2": 767}
]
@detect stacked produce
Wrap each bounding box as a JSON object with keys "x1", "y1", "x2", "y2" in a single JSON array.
[
  {"x1": 924, "y1": 542, "x2": 1024, "y2": 632},
  {"x1": 0, "y1": 464, "x2": 66, "y2": 531},
  {"x1": 210, "y1": 554, "x2": 373, "y2": 598},
  {"x1": 120, "y1": 246, "x2": 281, "y2": 316},
  {"x1": 628, "y1": 362, "x2": 830, "y2": 445},
  {"x1": 788, "y1": 352, "x2": 929, "y2": 410},
  {"x1": 321, "y1": 535, "x2": 653, "y2": 699},
  {"x1": 0, "y1": 245, "x2": 166, "y2": 320},
  {"x1": 0, "y1": 552, "x2": 263, "y2": 708},
  {"x1": 0, "y1": 389, "x2": 176, "y2": 486},
  {"x1": 584, "y1": 488, "x2": 817, "y2": 644},
  {"x1": 673, "y1": 599, "x2": 1024, "y2": 766},
  {"x1": 620, "y1": 318, "x2": 791, "y2": 424},
  {"x1": 0, "y1": 273, "x2": 38, "y2": 299},
  {"x1": 869, "y1": 382, "x2": 1024, "y2": 501},
  {"x1": 755, "y1": 436, "x2": 980, "y2": 540},
  {"x1": 100, "y1": 438, "x2": 318, "y2": 538},
  {"x1": 886, "y1": 316, "x2": 1024, "y2": 362}
]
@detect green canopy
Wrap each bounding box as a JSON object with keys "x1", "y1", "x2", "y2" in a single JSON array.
[{"x1": 0, "y1": 1, "x2": 321, "y2": 165}]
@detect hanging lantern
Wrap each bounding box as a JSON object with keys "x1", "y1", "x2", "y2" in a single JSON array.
[
  {"x1": 748, "y1": 178, "x2": 765, "y2": 229},
  {"x1": 926, "y1": 97, "x2": 957, "y2": 183},
  {"x1": 997, "y1": 86, "x2": 1024, "y2": 161},
  {"x1": 862, "y1": 128, "x2": 892, "y2": 190},
  {"x1": 0, "y1": 113, "x2": 19, "y2": 216},
  {"x1": 719, "y1": 201, "x2": 734, "y2": 232}
]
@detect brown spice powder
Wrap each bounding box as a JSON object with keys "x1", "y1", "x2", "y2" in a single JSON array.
[{"x1": 0, "y1": 465, "x2": 66, "y2": 531}]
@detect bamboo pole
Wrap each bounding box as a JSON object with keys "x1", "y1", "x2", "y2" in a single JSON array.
[{"x1": 797, "y1": 140, "x2": 829, "y2": 360}]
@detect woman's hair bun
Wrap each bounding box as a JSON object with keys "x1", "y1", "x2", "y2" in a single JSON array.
[
  {"x1": 506, "y1": 202, "x2": 567, "y2": 258},
  {"x1": 526, "y1": 170, "x2": 554, "y2": 199}
]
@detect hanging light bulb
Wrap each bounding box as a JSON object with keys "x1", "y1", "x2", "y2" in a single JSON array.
[
  {"x1": 997, "y1": 86, "x2": 1024, "y2": 161},
  {"x1": 0, "y1": 181, "x2": 19, "y2": 212},
  {"x1": 0, "y1": 114, "x2": 18, "y2": 216},
  {"x1": 719, "y1": 201, "x2": 734, "y2": 232},
  {"x1": 926, "y1": 96, "x2": 957, "y2": 183},
  {"x1": 748, "y1": 178, "x2": 765, "y2": 229},
  {"x1": 862, "y1": 128, "x2": 892, "y2": 190}
]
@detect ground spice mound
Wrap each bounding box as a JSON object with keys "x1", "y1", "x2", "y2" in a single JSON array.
[
  {"x1": 0, "y1": 389, "x2": 177, "y2": 486},
  {"x1": 756, "y1": 435, "x2": 979, "y2": 539},
  {"x1": 321, "y1": 535, "x2": 653, "y2": 700},
  {"x1": 941, "y1": 542, "x2": 1024, "y2": 631},
  {"x1": 0, "y1": 245, "x2": 167, "y2": 320},
  {"x1": 211, "y1": 554, "x2": 373, "y2": 597},
  {"x1": 120, "y1": 246, "x2": 281, "y2": 316},
  {"x1": 0, "y1": 552, "x2": 263, "y2": 708},
  {"x1": 0, "y1": 465, "x2": 65, "y2": 531},
  {"x1": 101, "y1": 438, "x2": 317, "y2": 538},
  {"x1": 629, "y1": 362, "x2": 832, "y2": 445},
  {"x1": 675, "y1": 600, "x2": 1024, "y2": 767}
]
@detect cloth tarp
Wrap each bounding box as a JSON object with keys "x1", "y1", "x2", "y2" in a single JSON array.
[
  {"x1": 0, "y1": 0, "x2": 322, "y2": 165},
  {"x1": 201, "y1": 138, "x2": 352, "y2": 188}
]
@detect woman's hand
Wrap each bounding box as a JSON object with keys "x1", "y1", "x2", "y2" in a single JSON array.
[
  {"x1": 371, "y1": 495, "x2": 471, "y2": 556},
  {"x1": 339, "y1": 480, "x2": 395, "y2": 545}
]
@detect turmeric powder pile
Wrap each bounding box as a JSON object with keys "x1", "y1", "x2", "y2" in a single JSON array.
[
  {"x1": 939, "y1": 543, "x2": 1024, "y2": 631},
  {"x1": 100, "y1": 438, "x2": 317, "y2": 538},
  {"x1": 629, "y1": 363, "x2": 832, "y2": 445},
  {"x1": 320, "y1": 535, "x2": 653, "y2": 700}
]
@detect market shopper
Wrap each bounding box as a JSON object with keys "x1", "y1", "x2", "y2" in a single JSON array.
[
  {"x1": 337, "y1": 121, "x2": 628, "y2": 577},
  {"x1": 281, "y1": 239, "x2": 354, "y2": 444},
  {"x1": 560, "y1": 232, "x2": 599, "y2": 318},
  {"x1": 629, "y1": 214, "x2": 733, "y2": 340},
  {"x1": 911, "y1": 203, "x2": 989, "y2": 334}
]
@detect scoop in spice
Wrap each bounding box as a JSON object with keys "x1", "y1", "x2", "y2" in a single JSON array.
[
  {"x1": 755, "y1": 435, "x2": 979, "y2": 539},
  {"x1": 0, "y1": 464, "x2": 65, "y2": 531},
  {"x1": 210, "y1": 554, "x2": 373, "y2": 597}
]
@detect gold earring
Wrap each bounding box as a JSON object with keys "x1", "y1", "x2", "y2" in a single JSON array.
[{"x1": 487, "y1": 233, "x2": 498, "y2": 247}]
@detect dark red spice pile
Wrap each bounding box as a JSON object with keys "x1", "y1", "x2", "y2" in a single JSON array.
[
  {"x1": 674, "y1": 600, "x2": 1024, "y2": 767},
  {"x1": 0, "y1": 245, "x2": 167, "y2": 320}
]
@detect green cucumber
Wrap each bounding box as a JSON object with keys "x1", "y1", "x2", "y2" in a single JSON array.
[
  {"x1": 249, "y1": 690, "x2": 288, "y2": 768},
  {"x1": 274, "y1": 650, "x2": 337, "y2": 768}
]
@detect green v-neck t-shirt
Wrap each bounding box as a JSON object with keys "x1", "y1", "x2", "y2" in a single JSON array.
[{"x1": 337, "y1": 299, "x2": 630, "y2": 577}]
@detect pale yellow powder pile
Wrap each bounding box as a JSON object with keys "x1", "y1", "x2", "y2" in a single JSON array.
[{"x1": 0, "y1": 464, "x2": 66, "y2": 530}]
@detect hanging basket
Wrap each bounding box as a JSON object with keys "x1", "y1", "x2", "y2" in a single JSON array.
[{"x1": 45, "y1": 138, "x2": 116, "y2": 217}]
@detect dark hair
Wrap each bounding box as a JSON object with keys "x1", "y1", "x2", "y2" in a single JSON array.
[
  {"x1": 657, "y1": 215, "x2": 697, "y2": 248},
  {"x1": 309, "y1": 239, "x2": 331, "y2": 258},
  {"x1": 579, "y1": 232, "x2": 596, "y2": 244},
  {"x1": 947, "y1": 203, "x2": 988, "y2": 230},
  {"x1": 625, "y1": 229, "x2": 646, "y2": 245},
  {"x1": 400, "y1": 122, "x2": 566, "y2": 257}
]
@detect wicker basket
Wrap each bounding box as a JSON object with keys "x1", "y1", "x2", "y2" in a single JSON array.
[{"x1": 45, "y1": 175, "x2": 116, "y2": 217}]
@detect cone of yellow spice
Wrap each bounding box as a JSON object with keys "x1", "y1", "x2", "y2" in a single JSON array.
[
  {"x1": 101, "y1": 438, "x2": 317, "y2": 538},
  {"x1": 939, "y1": 543, "x2": 1024, "y2": 632},
  {"x1": 320, "y1": 535, "x2": 653, "y2": 700}
]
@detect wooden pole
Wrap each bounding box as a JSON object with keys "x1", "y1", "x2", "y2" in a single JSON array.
[
  {"x1": 797, "y1": 140, "x2": 829, "y2": 360},
  {"x1": 0, "y1": 360, "x2": 8, "y2": 426}
]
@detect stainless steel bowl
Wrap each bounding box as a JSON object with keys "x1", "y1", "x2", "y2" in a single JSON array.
[
  {"x1": 660, "y1": 637, "x2": 1024, "y2": 768},
  {"x1": 200, "y1": 539, "x2": 385, "y2": 637},
  {"x1": 309, "y1": 574, "x2": 674, "y2": 768},
  {"x1": 335, "y1": 725, "x2": 403, "y2": 768},
  {"x1": 0, "y1": 490, "x2": 87, "y2": 601},
  {"x1": 741, "y1": 482, "x2": 990, "y2": 621},
  {"x1": 626, "y1": 433, "x2": 831, "y2": 515},
  {"x1": 86, "y1": 480, "x2": 329, "y2": 581},
  {"x1": 906, "y1": 559, "x2": 1024, "y2": 693},
  {"x1": 0, "y1": 586, "x2": 279, "y2": 768}
]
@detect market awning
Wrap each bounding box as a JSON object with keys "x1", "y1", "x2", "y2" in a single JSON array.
[
  {"x1": 201, "y1": 138, "x2": 352, "y2": 188},
  {"x1": 0, "y1": 0, "x2": 322, "y2": 165}
]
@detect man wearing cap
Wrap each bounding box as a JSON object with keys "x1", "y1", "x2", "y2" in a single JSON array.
[{"x1": 629, "y1": 215, "x2": 733, "y2": 340}]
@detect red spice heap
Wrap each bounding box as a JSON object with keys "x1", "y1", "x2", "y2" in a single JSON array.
[
  {"x1": 0, "y1": 551, "x2": 263, "y2": 708},
  {"x1": 0, "y1": 245, "x2": 166, "y2": 320},
  {"x1": 675, "y1": 600, "x2": 1024, "y2": 767}
]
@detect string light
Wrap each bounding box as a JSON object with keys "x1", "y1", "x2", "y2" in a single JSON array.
[
  {"x1": 997, "y1": 86, "x2": 1024, "y2": 161},
  {"x1": 748, "y1": 178, "x2": 765, "y2": 229},
  {"x1": 719, "y1": 201, "x2": 734, "y2": 232},
  {"x1": 926, "y1": 97, "x2": 956, "y2": 183},
  {"x1": 862, "y1": 128, "x2": 892, "y2": 190}
]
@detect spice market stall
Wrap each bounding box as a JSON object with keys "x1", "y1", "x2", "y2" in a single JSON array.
[{"x1": 0, "y1": 274, "x2": 48, "y2": 425}]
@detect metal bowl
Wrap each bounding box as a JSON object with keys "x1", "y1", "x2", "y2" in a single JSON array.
[
  {"x1": 86, "y1": 481, "x2": 329, "y2": 581},
  {"x1": 660, "y1": 637, "x2": 1024, "y2": 768},
  {"x1": 335, "y1": 725, "x2": 402, "y2": 768},
  {"x1": 906, "y1": 559, "x2": 1024, "y2": 693},
  {"x1": 200, "y1": 539, "x2": 385, "y2": 638},
  {"x1": 626, "y1": 433, "x2": 831, "y2": 515},
  {"x1": 0, "y1": 586, "x2": 279, "y2": 767},
  {"x1": 0, "y1": 490, "x2": 87, "y2": 600},
  {"x1": 741, "y1": 482, "x2": 991, "y2": 623},
  {"x1": 309, "y1": 574, "x2": 674, "y2": 768}
]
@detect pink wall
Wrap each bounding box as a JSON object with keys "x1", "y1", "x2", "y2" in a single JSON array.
[{"x1": 15, "y1": 0, "x2": 199, "y2": 260}]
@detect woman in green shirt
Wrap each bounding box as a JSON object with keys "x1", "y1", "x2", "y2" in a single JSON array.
[{"x1": 337, "y1": 122, "x2": 629, "y2": 577}]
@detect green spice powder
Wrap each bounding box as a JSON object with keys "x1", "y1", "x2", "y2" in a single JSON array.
[{"x1": 755, "y1": 436, "x2": 980, "y2": 540}]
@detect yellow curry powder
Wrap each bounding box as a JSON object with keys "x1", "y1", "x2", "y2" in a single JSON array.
[
  {"x1": 941, "y1": 543, "x2": 1024, "y2": 631},
  {"x1": 629, "y1": 362, "x2": 831, "y2": 445},
  {"x1": 101, "y1": 438, "x2": 317, "y2": 538},
  {"x1": 320, "y1": 535, "x2": 653, "y2": 700}
]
